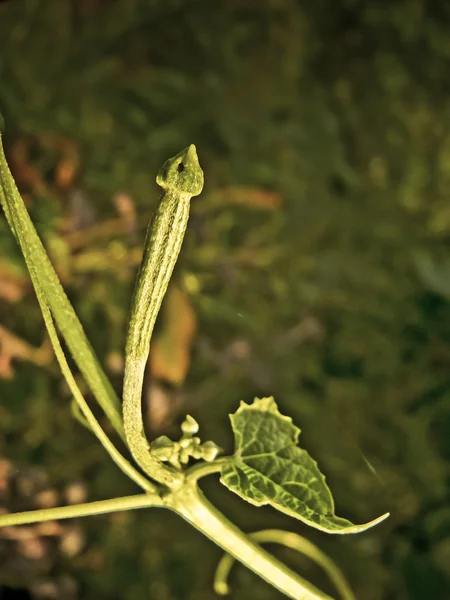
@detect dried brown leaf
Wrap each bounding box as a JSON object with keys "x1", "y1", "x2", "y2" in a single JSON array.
[{"x1": 150, "y1": 284, "x2": 197, "y2": 386}]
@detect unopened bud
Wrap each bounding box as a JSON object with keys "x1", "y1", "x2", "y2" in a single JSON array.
[
  {"x1": 150, "y1": 436, "x2": 175, "y2": 462},
  {"x1": 201, "y1": 441, "x2": 221, "y2": 462},
  {"x1": 181, "y1": 415, "x2": 199, "y2": 436},
  {"x1": 179, "y1": 448, "x2": 190, "y2": 464}
]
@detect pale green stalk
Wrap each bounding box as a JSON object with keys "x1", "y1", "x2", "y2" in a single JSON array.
[
  {"x1": 31, "y1": 298, "x2": 157, "y2": 493},
  {"x1": 185, "y1": 457, "x2": 229, "y2": 482},
  {"x1": 122, "y1": 145, "x2": 203, "y2": 484},
  {"x1": 0, "y1": 493, "x2": 164, "y2": 527},
  {"x1": 0, "y1": 133, "x2": 124, "y2": 439}
]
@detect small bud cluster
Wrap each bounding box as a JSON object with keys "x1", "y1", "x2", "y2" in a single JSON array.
[{"x1": 150, "y1": 415, "x2": 221, "y2": 470}]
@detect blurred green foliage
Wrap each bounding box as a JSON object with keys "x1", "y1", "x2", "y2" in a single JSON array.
[{"x1": 1, "y1": 0, "x2": 450, "y2": 598}]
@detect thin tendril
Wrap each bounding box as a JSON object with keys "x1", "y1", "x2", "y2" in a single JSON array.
[{"x1": 214, "y1": 529, "x2": 356, "y2": 600}]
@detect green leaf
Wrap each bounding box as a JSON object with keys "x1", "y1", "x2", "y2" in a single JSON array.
[{"x1": 220, "y1": 397, "x2": 389, "y2": 534}]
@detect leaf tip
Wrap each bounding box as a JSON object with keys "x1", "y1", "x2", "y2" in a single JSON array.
[{"x1": 340, "y1": 511, "x2": 390, "y2": 534}]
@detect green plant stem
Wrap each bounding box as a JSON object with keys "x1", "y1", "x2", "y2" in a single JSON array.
[
  {"x1": 170, "y1": 486, "x2": 333, "y2": 600},
  {"x1": 0, "y1": 139, "x2": 157, "y2": 494},
  {"x1": 0, "y1": 493, "x2": 164, "y2": 527},
  {"x1": 185, "y1": 457, "x2": 229, "y2": 482},
  {"x1": 35, "y1": 300, "x2": 157, "y2": 493},
  {"x1": 0, "y1": 135, "x2": 124, "y2": 439},
  {"x1": 123, "y1": 145, "x2": 203, "y2": 484},
  {"x1": 214, "y1": 529, "x2": 355, "y2": 600},
  {"x1": 122, "y1": 188, "x2": 191, "y2": 482},
  {"x1": 123, "y1": 356, "x2": 184, "y2": 487},
  {"x1": 0, "y1": 476, "x2": 333, "y2": 599}
]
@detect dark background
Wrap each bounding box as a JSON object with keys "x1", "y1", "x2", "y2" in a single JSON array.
[{"x1": 1, "y1": 1, "x2": 450, "y2": 599}]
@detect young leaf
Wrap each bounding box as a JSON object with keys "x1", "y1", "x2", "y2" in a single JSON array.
[{"x1": 220, "y1": 397, "x2": 389, "y2": 534}]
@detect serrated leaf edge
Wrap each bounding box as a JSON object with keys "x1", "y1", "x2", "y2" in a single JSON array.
[{"x1": 224, "y1": 397, "x2": 390, "y2": 534}]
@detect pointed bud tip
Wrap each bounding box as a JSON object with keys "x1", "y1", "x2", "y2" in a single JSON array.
[
  {"x1": 156, "y1": 145, "x2": 204, "y2": 195},
  {"x1": 184, "y1": 144, "x2": 198, "y2": 166},
  {"x1": 181, "y1": 414, "x2": 199, "y2": 435}
]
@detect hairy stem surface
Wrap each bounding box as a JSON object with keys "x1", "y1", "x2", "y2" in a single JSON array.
[{"x1": 123, "y1": 145, "x2": 203, "y2": 484}]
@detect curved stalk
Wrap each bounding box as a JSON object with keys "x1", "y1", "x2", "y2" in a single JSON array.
[
  {"x1": 123, "y1": 145, "x2": 203, "y2": 484},
  {"x1": 35, "y1": 298, "x2": 158, "y2": 493},
  {"x1": 0, "y1": 136, "x2": 125, "y2": 439},
  {"x1": 169, "y1": 486, "x2": 333, "y2": 600},
  {"x1": 0, "y1": 166, "x2": 157, "y2": 494}
]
